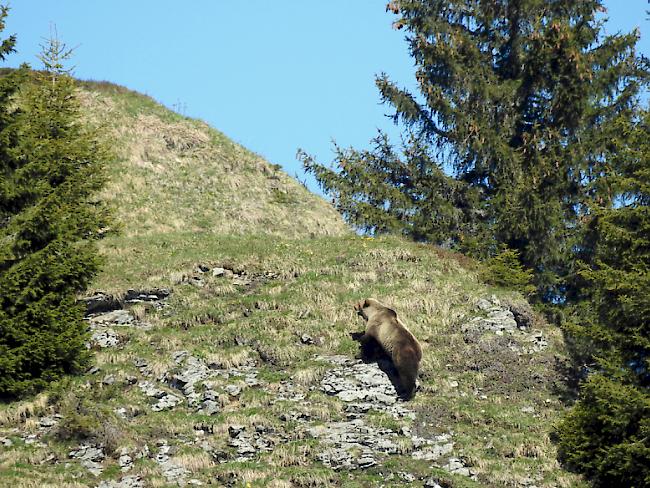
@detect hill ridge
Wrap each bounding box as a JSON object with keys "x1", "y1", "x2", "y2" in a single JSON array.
[{"x1": 77, "y1": 80, "x2": 349, "y2": 239}]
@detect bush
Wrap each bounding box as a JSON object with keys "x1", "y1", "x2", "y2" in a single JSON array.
[
  {"x1": 555, "y1": 374, "x2": 650, "y2": 487},
  {"x1": 478, "y1": 247, "x2": 536, "y2": 296},
  {"x1": 53, "y1": 387, "x2": 124, "y2": 454}
]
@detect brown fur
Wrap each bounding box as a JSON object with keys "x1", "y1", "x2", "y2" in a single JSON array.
[{"x1": 353, "y1": 298, "x2": 422, "y2": 399}]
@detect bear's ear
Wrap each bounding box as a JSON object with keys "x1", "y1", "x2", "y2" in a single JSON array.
[{"x1": 385, "y1": 307, "x2": 397, "y2": 318}]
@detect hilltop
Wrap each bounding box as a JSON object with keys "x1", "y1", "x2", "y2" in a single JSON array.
[
  {"x1": 0, "y1": 82, "x2": 585, "y2": 487},
  {"x1": 78, "y1": 81, "x2": 349, "y2": 240}
]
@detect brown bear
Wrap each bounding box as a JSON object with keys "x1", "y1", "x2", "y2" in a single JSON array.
[{"x1": 352, "y1": 298, "x2": 422, "y2": 400}]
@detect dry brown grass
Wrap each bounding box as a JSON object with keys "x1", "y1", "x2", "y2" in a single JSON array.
[
  {"x1": 0, "y1": 394, "x2": 49, "y2": 426},
  {"x1": 173, "y1": 451, "x2": 214, "y2": 471},
  {"x1": 290, "y1": 471, "x2": 335, "y2": 487},
  {"x1": 205, "y1": 348, "x2": 253, "y2": 369},
  {"x1": 95, "y1": 349, "x2": 131, "y2": 367},
  {"x1": 238, "y1": 469, "x2": 268, "y2": 484},
  {"x1": 0, "y1": 447, "x2": 51, "y2": 470},
  {"x1": 12, "y1": 481, "x2": 87, "y2": 488},
  {"x1": 79, "y1": 84, "x2": 350, "y2": 241},
  {"x1": 267, "y1": 480, "x2": 295, "y2": 488},
  {"x1": 268, "y1": 443, "x2": 313, "y2": 467},
  {"x1": 293, "y1": 365, "x2": 327, "y2": 387}
]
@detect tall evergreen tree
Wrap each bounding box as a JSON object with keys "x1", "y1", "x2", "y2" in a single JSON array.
[
  {"x1": 0, "y1": 5, "x2": 21, "y2": 227},
  {"x1": 299, "y1": 134, "x2": 489, "y2": 253},
  {"x1": 0, "y1": 31, "x2": 112, "y2": 398},
  {"x1": 302, "y1": 0, "x2": 647, "y2": 299},
  {"x1": 555, "y1": 108, "x2": 650, "y2": 487}
]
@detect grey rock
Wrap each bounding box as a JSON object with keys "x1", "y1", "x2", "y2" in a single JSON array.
[
  {"x1": 337, "y1": 390, "x2": 367, "y2": 402},
  {"x1": 399, "y1": 472, "x2": 416, "y2": 482},
  {"x1": 225, "y1": 384, "x2": 241, "y2": 397},
  {"x1": 245, "y1": 374, "x2": 261, "y2": 387},
  {"x1": 212, "y1": 267, "x2": 225, "y2": 277},
  {"x1": 139, "y1": 381, "x2": 182, "y2": 411},
  {"x1": 138, "y1": 444, "x2": 150, "y2": 459},
  {"x1": 124, "y1": 288, "x2": 170, "y2": 302},
  {"x1": 476, "y1": 298, "x2": 497, "y2": 312},
  {"x1": 357, "y1": 455, "x2": 377, "y2": 468},
  {"x1": 82, "y1": 293, "x2": 121, "y2": 315},
  {"x1": 300, "y1": 334, "x2": 314, "y2": 345},
  {"x1": 412, "y1": 442, "x2": 454, "y2": 461},
  {"x1": 372, "y1": 392, "x2": 397, "y2": 405},
  {"x1": 318, "y1": 355, "x2": 415, "y2": 419},
  {"x1": 152, "y1": 394, "x2": 182, "y2": 412},
  {"x1": 199, "y1": 400, "x2": 220, "y2": 415},
  {"x1": 1, "y1": 437, "x2": 13, "y2": 447},
  {"x1": 189, "y1": 276, "x2": 204, "y2": 287},
  {"x1": 463, "y1": 307, "x2": 518, "y2": 335},
  {"x1": 172, "y1": 350, "x2": 189, "y2": 363},
  {"x1": 133, "y1": 357, "x2": 148, "y2": 369},
  {"x1": 90, "y1": 309, "x2": 134, "y2": 326},
  {"x1": 119, "y1": 453, "x2": 133, "y2": 472},
  {"x1": 317, "y1": 447, "x2": 355, "y2": 470},
  {"x1": 374, "y1": 438, "x2": 400, "y2": 454},
  {"x1": 399, "y1": 426, "x2": 412, "y2": 436},
  {"x1": 170, "y1": 354, "x2": 211, "y2": 396},
  {"x1": 97, "y1": 476, "x2": 145, "y2": 488},
  {"x1": 155, "y1": 441, "x2": 189, "y2": 484},
  {"x1": 202, "y1": 388, "x2": 217, "y2": 401},
  {"x1": 91, "y1": 329, "x2": 120, "y2": 348},
  {"x1": 230, "y1": 438, "x2": 256, "y2": 456},
  {"x1": 39, "y1": 416, "x2": 58, "y2": 428},
  {"x1": 139, "y1": 380, "x2": 167, "y2": 398},
  {"x1": 228, "y1": 425, "x2": 245, "y2": 438},
  {"x1": 69, "y1": 444, "x2": 105, "y2": 476},
  {"x1": 102, "y1": 374, "x2": 116, "y2": 386},
  {"x1": 443, "y1": 457, "x2": 471, "y2": 477},
  {"x1": 424, "y1": 479, "x2": 443, "y2": 488},
  {"x1": 69, "y1": 444, "x2": 105, "y2": 462},
  {"x1": 114, "y1": 407, "x2": 127, "y2": 419}
]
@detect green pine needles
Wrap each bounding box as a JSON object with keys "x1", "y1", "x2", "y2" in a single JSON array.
[
  {"x1": 0, "y1": 22, "x2": 112, "y2": 398},
  {"x1": 556, "y1": 109, "x2": 650, "y2": 487}
]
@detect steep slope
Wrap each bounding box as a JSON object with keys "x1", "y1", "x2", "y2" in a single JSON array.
[
  {"x1": 0, "y1": 82, "x2": 585, "y2": 487},
  {"x1": 77, "y1": 81, "x2": 349, "y2": 239}
]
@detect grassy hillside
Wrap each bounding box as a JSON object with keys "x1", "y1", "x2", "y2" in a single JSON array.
[
  {"x1": 77, "y1": 81, "x2": 349, "y2": 240},
  {"x1": 0, "y1": 83, "x2": 584, "y2": 487}
]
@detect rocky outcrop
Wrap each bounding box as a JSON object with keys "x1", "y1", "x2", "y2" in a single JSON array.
[{"x1": 462, "y1": 296, "x2": 549, "y2": 353}]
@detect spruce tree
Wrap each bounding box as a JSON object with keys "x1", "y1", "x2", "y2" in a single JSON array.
[
  {"x1": 0, "y1": 32, "x2": 112, "y2": 398},
  {"x1": 302, "y1": 0, "x2": 647, "y2": 299},
  {"x1": 0, "y1": 5, "x2": 21, "y2": 226},
  {"x1": 555, "y1": 109, "x2": 650, "y2": 487},
  {"x1": 299, "y1": 134, "x2": 488, "y2": 252}
]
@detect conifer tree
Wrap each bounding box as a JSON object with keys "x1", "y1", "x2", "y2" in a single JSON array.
[
  {"x1": 555, "y1": 109, "x2": 650, "y2": 487},
  {"x1": 302, "y1": 0, "x2": 647, "y2": 299},
  {"x1": 0, "y1": 31, "x2": 112, "y2": 398},
  {"x1": 0, "y1": 5, "x2": 22, "y2": 226},
  {"x1": 299, "y1": 134, "x2": 488, "y2": 252}
]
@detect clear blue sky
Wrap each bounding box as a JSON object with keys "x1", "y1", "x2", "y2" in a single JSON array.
[{"x1": 4, "y1": 1, "x2": 649, "y2": 193}]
